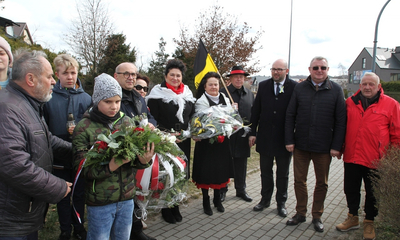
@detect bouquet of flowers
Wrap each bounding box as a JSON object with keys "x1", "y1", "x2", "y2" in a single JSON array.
[
  {"x1": 189, "y1": 104, "x2": 250, "y2": 143},
  {"x1": 83, "y1": 113, "x2": 188, "y2": 218}
]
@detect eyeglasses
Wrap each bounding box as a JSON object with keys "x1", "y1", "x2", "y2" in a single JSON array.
[
  {"x1": 270, "y1": 68, "x2": 287, "y2": 72},
  {"x1": 134, "y1": 85, "x2": 149, "y2": 92},
  {"x1": 116, "y1": 72, "x2": 137, "y2": 78},
  {"x1": 312, "y1": 66, "x2": 328, "y2": 71}
]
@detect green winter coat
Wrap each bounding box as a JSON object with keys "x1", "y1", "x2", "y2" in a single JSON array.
[{"x1": 72, "y1": 111, "x2": 150, "y2": 206}]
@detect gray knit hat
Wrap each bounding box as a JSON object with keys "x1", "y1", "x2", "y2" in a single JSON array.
[{"x1": 92, "y1": 73, "x2": 122, "y2": 105}]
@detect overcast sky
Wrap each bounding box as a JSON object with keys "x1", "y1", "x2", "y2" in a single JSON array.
[{"x1": 2, "y1": 0, "x2": 399, "y2": 77}]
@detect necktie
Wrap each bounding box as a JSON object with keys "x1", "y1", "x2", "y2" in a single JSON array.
[{"x1": 275, "y1": 83, "x2": 280, "y2": 96}]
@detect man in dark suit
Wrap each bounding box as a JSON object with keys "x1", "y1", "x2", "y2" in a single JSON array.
[
  {"x1": 220, "y1": 65, "x2": 254, "y2": 202},
  {"x1": 249, "y1": 59, "x2": 297, "y2": 217}
]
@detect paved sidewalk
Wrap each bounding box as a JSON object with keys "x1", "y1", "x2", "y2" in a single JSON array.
[{"x1": 144, "y1": 158, "x2": 354, "y2": 240}]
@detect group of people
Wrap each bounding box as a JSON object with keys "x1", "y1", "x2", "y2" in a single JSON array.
[
  {"x1": 250, "y1": 56, "x2": 400, "y2": 240},
  {"x1": 0, "y1": 33, "x2": 399, "y2": 240}
]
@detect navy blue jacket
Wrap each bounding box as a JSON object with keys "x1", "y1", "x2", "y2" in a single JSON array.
[
  {"x1": 285, "y1": 76, "x2": 346, "y2": 153},
  {"x1": 120, "y1": 89, "x2": 156, "y2": 126},
  {"x1": 44, "y1": 78, "x2": 92, "y2": 168},
  {"x1": 250, "y1": 78, "x2": 297, "y2": 156}
]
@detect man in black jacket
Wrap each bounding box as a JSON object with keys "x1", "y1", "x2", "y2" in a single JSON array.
[
  {"x1": 0, "y1": 49, "x2": 72, "y2": 239},
  {"x1": 114, "y1": 62, "x2": 156, "y2": 240},
  {"x1": 285, "y1": 56, "x2": 346, "y2": 232},
  {"x1": 220, "y1": 65, "x2": 254, "y2": 202},
  {"x1": 249, "y1": 59, "x2": 297, "y2": 217}
]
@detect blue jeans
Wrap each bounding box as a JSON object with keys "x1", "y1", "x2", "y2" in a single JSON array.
[
  {"x1": 87, "y1": 200, "x2": 134, "y2": 240},
  {"x1": 0, "y1": 231, "x2": 38, "y2": 240}
]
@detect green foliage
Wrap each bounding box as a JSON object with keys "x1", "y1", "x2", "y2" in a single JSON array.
[
  {"x1": 372, "y1": 146, "x2": 400, "y2": 237},
  {"x1": 97, "y1": 34, "x2": 136, "y2": 76},
  {"x1": 146, "y1": 38, "x2": 169, "y2": 86},
  {"x1": 381, "y1": 81, "x2": 400, "y2": 92}
]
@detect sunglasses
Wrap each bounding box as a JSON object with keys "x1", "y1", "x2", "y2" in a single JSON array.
[
  {"x1": 312, "y1": 66, "x2": 328, "y2": 71},
  {"x1": 134, "y1": 85, "x2": 149, "y2": 92}
]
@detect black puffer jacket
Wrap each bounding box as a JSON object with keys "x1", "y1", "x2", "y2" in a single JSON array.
[
  {"x1": 285, "y1": 76, "x2": 346, "y2": 153},
  {"x1": 0, "y1": 82, "x2": 70, "y2": 237}
]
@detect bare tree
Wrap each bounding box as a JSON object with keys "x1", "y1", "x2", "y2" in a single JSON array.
[
  {"x1": 174, "y1": 4, "x2": 263, "y2": 77},
  {"x1": 65, "y1": 0, "x2": 114, "y2": 77}
]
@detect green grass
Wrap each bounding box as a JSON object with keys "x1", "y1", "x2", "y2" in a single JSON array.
[{"x1": 39, "y1": 140, "x2": 260, "y2": 239}]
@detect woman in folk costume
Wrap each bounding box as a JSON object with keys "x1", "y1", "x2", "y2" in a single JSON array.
[
  {"x1": 192, "y1": 72, "x2": 234, "y2": 216},
  {"x1": 146, "y1": 59, "x2": 195, "y2": 224}
]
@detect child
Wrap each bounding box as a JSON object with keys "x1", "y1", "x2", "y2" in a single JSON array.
[
  {"x1": 44, "y1": 53, "x2": 91, "y2": 240},
  {"x1": 72, "y1": 73, "x2": 154, "y2": 240}
]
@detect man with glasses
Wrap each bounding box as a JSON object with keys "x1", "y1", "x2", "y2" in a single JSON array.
[
  {"x1": 285, "y1": 56, "x2": 346, "y2": 232},
  {"x1": 113, "y1": 62, "x2": 157, "y2": 240},
  {"x1": 249, "y1": 59, "x2": 297, "y2": 217}
]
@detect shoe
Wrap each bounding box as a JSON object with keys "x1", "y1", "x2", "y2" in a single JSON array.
[
  {"x1": 130, "y1": 231, "x2": 157, "y2": 240},
  {"x1": 312, "y1": 218, "x2": 324, "y2": 232},
  {"x1": 277, "y1": 206, "x2": 287, "y2": 217},
  {"x1": 253, "y1": 200, "x2": 270, "y2": 211},
  {"x1": 336, "y1": 213, "x2": 360, "y2": 232},
  {"x1": 142, "y1": 220, "x2": 147, "y2": 229},
  {"x1": 171, "y1": 205, "x2": 182, "y2": 222},
  {"x1": 73, "y1": 229, "x2": 86, "y2": 240},
  {"x1": 213, "y1": 197, "x2": 225, "y2": 212},
  {"x1": 286, "y1": 214, "x2": 306, "y2": 226},
  {"x1": 236, "y1": 192, "x2": 253, "y2": 202},
  {"x1": 363, "y1": 219, "x2": 375, "y2": 240},
  {"x1": 220, "y1": 191, "x2": 226, "y2": 202},
  {"x1": 58, "y1": 231, "x2": 71, "y2": 240},
  {"x1": 161, "y1": 208, "x2": 176, "y2": 224},
  {"x1": 203, "y1": 196, "x2": 213, "y2": 216}
]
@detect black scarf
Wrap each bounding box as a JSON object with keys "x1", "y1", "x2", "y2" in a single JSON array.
[
  {"x1": 89, "y1": 105, "x2": 122, "y2": 126},
  {"x1": 359, "y1": 90, "x2": 381, "y2": 111}
]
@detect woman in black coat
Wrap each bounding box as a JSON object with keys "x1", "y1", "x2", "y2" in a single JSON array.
[
  {"x1": 146, "y1": 59, "x2": 195, "y2": 224},
  {"x1": 192, "y1": 72, "x2": 234, "y2": 216}
]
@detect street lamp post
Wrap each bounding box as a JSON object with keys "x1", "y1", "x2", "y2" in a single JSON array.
[
  {"x1": 372, "y1": 0, "x2": 391, "y2": 73},
  {"x1": 288, "y1": 0, "x2": 293, "y2": 78}
]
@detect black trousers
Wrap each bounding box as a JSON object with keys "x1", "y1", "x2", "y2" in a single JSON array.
[
  {"x1": 232, "y1": 157, "x2": 248, "y2": 193},
  {"x1": 131, "y1": 200, "x2": 144, "y2": 233},
  {"x1": 344, "y1": 162, "x2": 378, "y2": 220},
  {"x1": 53, "y1": 168, "x2": 85, "y2": 233},
  {"x1": 260, "y1": 152, "x2": 292, "y2": 206}
]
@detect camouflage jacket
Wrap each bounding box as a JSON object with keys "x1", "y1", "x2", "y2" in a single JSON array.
[{"x1": 72, "y1": 111, "x2": 150, "y2": 206}]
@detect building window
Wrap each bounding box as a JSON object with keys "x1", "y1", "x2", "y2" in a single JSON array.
[
  {"x1": 362, "y1": 58, "x2": 366, "y2": 69},
  {"x1": 390, "y1": 73, "x2": 400, "y2": 81}
]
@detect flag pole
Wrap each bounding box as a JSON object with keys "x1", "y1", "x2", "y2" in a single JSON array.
[{"x1": 217, "y1": 71, "x2": 234, "y2": 104}]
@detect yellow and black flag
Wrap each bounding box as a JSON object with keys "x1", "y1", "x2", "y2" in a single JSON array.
[{"x1": 193, "y1": 39, "x2": 218, "y2": 89}]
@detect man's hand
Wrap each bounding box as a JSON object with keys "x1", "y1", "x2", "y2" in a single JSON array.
[
  {"x1": 286, "y1": 144, "x2": 295, "y2": 152},
  {"x1": 249, "y1": 136, "x2": 256, "y2": 147},
  {"x1": 330, "y1": 149, "x2": 342, "y2": 159},
  {"x1": 64, "y1": 182, "x2": 72, "y2": 197}
]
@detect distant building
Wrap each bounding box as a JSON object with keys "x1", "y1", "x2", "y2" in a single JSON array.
[
  {"x1": 0, "y1": 16, "x2": 33, "y2": 45},
  {"x1": 348, "y1": 46, "x2": 400, "y2": 96}
]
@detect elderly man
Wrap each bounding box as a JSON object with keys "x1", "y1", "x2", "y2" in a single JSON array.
[
  {"x1": 114, "y1": 62, "x2": 156, "y2": 240},
  {"x1": 220, "y1": 65, "x2": 254, "y2": 202},
  {"x1": 285, "y1": 56, "x2": 346, "y2": 232},
  {"x1": 336, "y1": 72, "x2": 400, "y2": 240},
  {"x1": 0, "y1": 49, "x2": 72, "y2": 239},
  {"x1": 249, "y1": 59, "x2": 297, "y2": 217}
]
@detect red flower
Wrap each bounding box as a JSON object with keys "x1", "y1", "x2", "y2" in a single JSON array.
[
  {"x1": 217, "y1": 135, "x2": 225, "y2": 143},
  {"x1": 97, "y1": 141, "x2": 108, "y2": 150},
  {"x1": 157, "y1": 182, "x2": 165, "y2": 190},
  {"x1": 137, "y1": 195, "x2": 144, "y2": 201},
  {"x1": 152, "y1": 192, "x2": 160, "y2": 199},
  {"x1": 134, "y1": 127, "x2": 145, "y2": 132},
  {"x1": 219, "y1": 119, "x2": 225, "y2": 124}
]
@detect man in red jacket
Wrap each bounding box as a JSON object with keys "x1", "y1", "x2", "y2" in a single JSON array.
[{"x1": 336, "y1": 72, "x2": 400, "y2": 240}]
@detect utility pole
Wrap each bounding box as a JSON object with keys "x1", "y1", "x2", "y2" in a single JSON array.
[{"x1": 372, "y1": 0, "x2": 391, "y2": 73}]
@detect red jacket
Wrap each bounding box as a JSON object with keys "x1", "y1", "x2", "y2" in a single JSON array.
[{"x1": 343, "y1": 88, "x2": 400, "y2": 169}]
